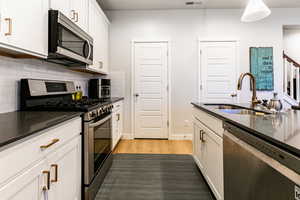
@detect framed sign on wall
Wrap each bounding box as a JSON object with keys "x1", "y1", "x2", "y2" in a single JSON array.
[{"x1": 250, "y1": 47, "x2": 274, "y2": 91}]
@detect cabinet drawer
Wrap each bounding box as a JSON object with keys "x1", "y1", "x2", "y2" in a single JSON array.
[
  {"x1": 0, "y1": 117, "x2": 81, "y2": 186},
  {"x1": 112, "y1": 100, "x2": 123, "y2": 112},
  {"x1": 193, "y1": 108, "x2": 223, "y2": 137}
]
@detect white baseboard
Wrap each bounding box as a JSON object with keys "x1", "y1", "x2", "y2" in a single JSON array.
[
  {"x1": 121, "y1": 133, "x2": 192, "y2": 140},
  {"x1": 121, "y1": 133, "x2": 134, "y2": 140},
  {"x1": 169, "y1": 134, "x2": 192, "y2": 140}
]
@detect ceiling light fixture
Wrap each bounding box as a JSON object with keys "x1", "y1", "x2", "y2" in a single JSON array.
[{"x1": 241, "y1": 0, "x2": 271, "y2": 22}]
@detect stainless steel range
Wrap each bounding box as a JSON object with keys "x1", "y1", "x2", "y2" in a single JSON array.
[
  {"x1": 20, "y1": 79, "x2": 113, "y2": 200},
  {"x1": 83, "y1": 101, "x2": 113, "y2": 200}
]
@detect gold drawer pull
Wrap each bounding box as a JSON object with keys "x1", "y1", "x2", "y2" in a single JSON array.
[
  {"x1": 71, "y1": 10, "x2": 76, "y2": 20},
  {"x1": 43, "y1": 170, "x2": 50, "y2": 190},
  {"x1": 75, "y1": 12, "x2": 79, "y2": 22},
  {"x1": 40, "y1": 139, "x2": 59, "y2": 149},
  {"x1": 51, "y1": 164, "x2": 58, "y2": 183},
  {"x1": 4, "y1": 18, "x2": 12, "y2": 36}
]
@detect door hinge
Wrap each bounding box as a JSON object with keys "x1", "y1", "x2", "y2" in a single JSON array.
[
  {"x1": 166, "y1": 85, "x2": 169, "y2": 92},
  {"x1": 200, "y1": 49, "x2": 202, "y2": 55},
  {"x1": 167, "y1": 121, "x2": 169, "y2": 127},
  {"x1": 200, "y1": 84, "x2": 203, "y2": 90},
  {"x1": 167, "y1": 51, "x2": 169, "y2": 57}
]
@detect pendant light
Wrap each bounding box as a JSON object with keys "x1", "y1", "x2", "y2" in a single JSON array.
[{"x1": 241, "y1": 0, "x2": 271, "y2": 22}]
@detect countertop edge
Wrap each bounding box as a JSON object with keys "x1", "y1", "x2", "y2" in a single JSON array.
[{"x1": 0, "y1": 112, "x2": 83, "y2": 150}]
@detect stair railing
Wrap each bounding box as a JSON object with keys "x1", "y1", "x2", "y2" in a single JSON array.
[{"x1": 283, "y1": 52, "x2": 300, "y2": 102}]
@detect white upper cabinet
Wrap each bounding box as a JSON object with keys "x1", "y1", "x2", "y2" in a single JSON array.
[
  {"x1": 50, "y1": 0, "x2": 88, "y2": 32},
  {"x1": 0, "y1": 0, "x2": 48, "y2": 57},
  {"x1": 72, "y1": 0, "x2": 88, "y2": 32},
  {"x1": 88, "y1": 0, "x2": 110, "y2": 74}
]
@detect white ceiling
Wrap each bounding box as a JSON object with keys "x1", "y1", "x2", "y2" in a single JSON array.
[{"x1": 98, "y1": 0, "x2": 300, "y2": 10}]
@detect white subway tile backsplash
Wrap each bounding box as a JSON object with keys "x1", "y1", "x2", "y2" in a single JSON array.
[{"x1": 0, "y1": 56, "x2": 94, "y2": 113}]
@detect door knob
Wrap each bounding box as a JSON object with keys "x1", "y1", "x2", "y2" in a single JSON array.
[
  {"x1": 230, "y1": 93, "x2": 237, "y2": 97},
  {"x1": 134, "y1": 93, "x2": 139, "y2": 97}
]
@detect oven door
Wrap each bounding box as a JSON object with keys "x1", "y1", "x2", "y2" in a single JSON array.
[{"x1": 84, "y1": 114, "x2": 112, "y2": 185}]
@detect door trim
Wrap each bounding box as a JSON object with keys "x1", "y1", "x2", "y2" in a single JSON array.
[
  {"x1": 198, "y1": 38, "x2": 240, "y2": 102},
  {"x1": 131, "y1": 39, "x2": 172, "y2": 139}
]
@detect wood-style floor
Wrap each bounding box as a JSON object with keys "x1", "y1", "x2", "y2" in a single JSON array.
[{"x1": 113, "y1": 139, "x2": 192, "y2": 155}]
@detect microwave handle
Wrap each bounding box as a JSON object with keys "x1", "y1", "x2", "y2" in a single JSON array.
[{"x1": 87, "y1": 40, "x2": 92, "y2": 60}]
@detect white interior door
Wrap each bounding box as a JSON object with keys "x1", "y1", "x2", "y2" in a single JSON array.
[
  {"x1": 134, "y1": 42, "x2": 169, "y2": 139},
  {"x1": 200, "y1": 41, "x2": 238, "y2": 103}
]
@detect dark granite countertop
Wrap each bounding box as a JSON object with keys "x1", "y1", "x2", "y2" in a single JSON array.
[
  {"x1": 192, "y1": 102, "x2": 300, "y2": 157},
  {"x1": 110, "y1": 97, "x2": 124, "y2": 103},
  {"x1": 0, "y1": 111, "x2": 83, "y2": 149}
]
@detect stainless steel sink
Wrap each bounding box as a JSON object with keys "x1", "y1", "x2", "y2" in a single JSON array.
[{"x1": 204, "y1": 104, "x2": 271, "y2": 116}]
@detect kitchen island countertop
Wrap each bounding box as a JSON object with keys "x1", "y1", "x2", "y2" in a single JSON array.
[{"x1": 192, "y1": 102, "x2": 300, "y2": 157}]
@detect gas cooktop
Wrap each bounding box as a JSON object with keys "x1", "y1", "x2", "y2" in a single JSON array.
[{"x1": 28, "y1": 98, "x2": 111, "y2": 112}]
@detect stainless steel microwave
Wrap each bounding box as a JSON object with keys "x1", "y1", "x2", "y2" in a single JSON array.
[{"x1": 47, "y1": 10, "x2": 93, "y2": 67}]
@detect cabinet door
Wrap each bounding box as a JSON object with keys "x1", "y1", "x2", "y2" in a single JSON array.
[
  {"x1": 88, "y1": 0, "x2": 109, "y2": 74},
  {"x1": 0, "y1": 160, "x2": 47, "y2": 200},
  {"x1": 98, "y1": 17, "x2": 109, "y2": 74},
  {"x1": 88, "y1": 0, "x2": 101, "y2": 71},
  {"x1": 118, "y1": 104, "x2": 123, "y2": 140},
  {"x1": 202, "y1": 125, "x2": 224, "y2": 200},
  {"x1": 71, "y1": 0, "x2": 88, "y2": 32},
  {"x1": 50, "y1": 0, "x2": 71, "y2": 20},
  {"x1": 46, "y1": 136, "x2": 81, "y2": 200},
  {"x1": 112, "y1": 110, "x2": 119, "y2": 150},
  {"x1": 193, "y1": 121, "x2": 206, "y2": 172},
  {"x1": 1, "y1": 0, "x2": 48, "y2": 56}
]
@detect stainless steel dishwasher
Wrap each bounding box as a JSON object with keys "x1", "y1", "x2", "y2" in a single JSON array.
[{"x1": 223, "y1": 122, "x2": 300, "y2": 200}]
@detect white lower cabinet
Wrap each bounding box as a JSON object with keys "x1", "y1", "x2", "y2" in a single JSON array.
[
  {"x1": 47, "y1": 136, "x2": 81, "y2": 200},
  {"x1": 112, "y1": 100, "x2": 124, "y2": 150},
  {"x1": 0, "y1": 160, "x2": 47, "y2": 200},
  {"x1": 0, "y1": 117, "x2": 82, "y2": 200},
  {"x1": 193, "y1": 108, "x2": 224, "y2": 200}
]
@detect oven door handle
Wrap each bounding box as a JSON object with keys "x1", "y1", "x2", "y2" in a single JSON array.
[{"x1": 89, "y1": 115, "x2": 111, "y2": 128}]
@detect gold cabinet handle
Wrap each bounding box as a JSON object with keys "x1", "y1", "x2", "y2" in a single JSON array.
[
  {"x1": 199, "y1": 130, "x2": 203, "y2": 141},
  {"x1": 4, "y1": 18, "x2": 12, "y2": 36},
  {"x1": 202, "y1": 131, "x2": 206, "y2": 142},
  {"x1": 40, "y1": 139, "x2": 59, "y2": 149},
  {"x1": 75, "y1": 12, "x2": 79, "y2": 22},
  {"x1": 43, "y1": 170, "x2": 51, "y2": 190},
  {"x1": 51, "y1": 164, "x2": 58, "y2": 183},
  {"x1": 70, "y1": 10, "x2": 76, "y2": 20}
]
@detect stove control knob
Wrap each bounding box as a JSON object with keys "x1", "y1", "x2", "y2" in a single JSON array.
[{"x1": 89, "y1": 111, "x2": 97, "y2": 118}]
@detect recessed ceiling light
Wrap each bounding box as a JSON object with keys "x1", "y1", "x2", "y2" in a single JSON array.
[{"x1": 185, "y1": 1, "x2": 203, "y2": 6}]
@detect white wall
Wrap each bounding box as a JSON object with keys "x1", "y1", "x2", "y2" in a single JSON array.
[
  {"x1": 0, "y1": 56, "x2": 93, "y2": 113},
  {"x1": 107, "y1": 8, "x2": 300, "y2": 139},
  {"x1": 283, "y1": 28, "x2": 300, "y2": 64}
]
